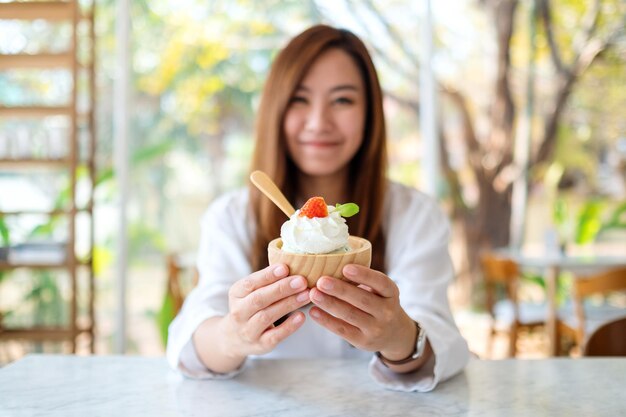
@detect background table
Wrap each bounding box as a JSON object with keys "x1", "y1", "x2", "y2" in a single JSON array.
[
  {"x1": 498, "y1": 248, "x2": 626, "y2": 355},
  {"x1": 1, "y1": 355, "x2": 625, "y2": 416}
]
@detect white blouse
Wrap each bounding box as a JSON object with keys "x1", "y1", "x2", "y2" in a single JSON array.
[{"x1": 166, "y1": 181, "x2": 470, "y2": 392}]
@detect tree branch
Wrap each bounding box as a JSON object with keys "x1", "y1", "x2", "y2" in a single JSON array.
[
  {"x1": 440, "y1": 85, "x2": 489, "y2": 186},
  {"x1": 534, "y1": 11, "x2": 623, "y2": 165},
  {"x1": 489, "y1": 0, "x2": 517, "y2": 151},
  {"x1": 574, "y1": 19, "x2": 624, "y2": 74},
  {"x1": 537, "y1": 0, "x2": 571, "y2": 76},
  {"x1": 573, "y1": 0, "x2": 601, "y2": 55},
  {"x1": 438, "y1": 127, "x2": 469, "y2": 215},
  {"x1": 534, "y1": 36, "x2": 609, "y2": 165}
]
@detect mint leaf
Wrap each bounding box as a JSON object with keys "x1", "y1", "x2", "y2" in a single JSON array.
[{"x1": 335, "y1": 203, "x2": 359, "y2": 218}]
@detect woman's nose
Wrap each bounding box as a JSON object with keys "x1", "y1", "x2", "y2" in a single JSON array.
[{"x1": 304, "y1": 103, "x2": 331, "y2": 132}]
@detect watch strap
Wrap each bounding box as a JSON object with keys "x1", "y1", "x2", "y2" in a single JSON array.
[{"x1": 376, "y1": 321, "x2": 426, "y2": 366}]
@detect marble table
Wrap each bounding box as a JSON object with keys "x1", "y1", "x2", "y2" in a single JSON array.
[{"x1": 1, "y1": 355, "x2": 625, "y2": 416}]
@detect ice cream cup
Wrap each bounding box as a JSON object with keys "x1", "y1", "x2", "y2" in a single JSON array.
[{"x1": 267, "y1": 236, "x2": 372, "y2": 288}]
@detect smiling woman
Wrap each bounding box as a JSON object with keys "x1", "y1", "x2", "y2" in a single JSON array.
[{"x1": 166, "y1": 24, "x2": 470, "y2": 393}]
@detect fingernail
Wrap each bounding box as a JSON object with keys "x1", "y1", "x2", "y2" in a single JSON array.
[
  {"x1": 310, "y1": 308, "x2": 320, "y2": 318},
  {"x1": 274, "y1": 265, "x2": 287, "y2": 277},
  {"x1": 344, "y1": 265, "x2": 357, "y2": 276},
  {"x1": 292, "y1": 314, "x2": 303, "y2": 324},
  {"x1": 290, "y1": 277, "x2": 305, "y2": 289},
  {"x1": 296, "y1": 291, "x2": 309, "y2": 302},
  {"x1": 319, "y1": 278, "x2": 333, "y2": 291},
  {"x1": 312, "y1": 289, "x2": 324, "y2": 302}
]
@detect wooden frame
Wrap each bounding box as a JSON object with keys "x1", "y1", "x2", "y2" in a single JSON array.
[{"x1": 0, "y1": 0, "x2": 96, "y2": 356}]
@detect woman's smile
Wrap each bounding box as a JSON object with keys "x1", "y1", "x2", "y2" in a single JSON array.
[{"x1": 298, "y1": 139, "x2": 343, "y2": 148}]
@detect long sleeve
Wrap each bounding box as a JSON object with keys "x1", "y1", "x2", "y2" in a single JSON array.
[
  {"x1": 368, "y1": 182, "x2": 470, "y2": 392},
  {"x1": 166, "y1": 190, "x2": 254, "y2": 378}
]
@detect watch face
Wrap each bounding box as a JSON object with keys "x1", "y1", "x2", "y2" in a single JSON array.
[{"x1": 412, "y1": 321, "x2": 426, "y2": 359}]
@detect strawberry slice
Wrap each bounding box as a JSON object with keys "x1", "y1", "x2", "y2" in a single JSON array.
[{"x1": 299, "y1": 196, "x2": 329, "y2": 218}]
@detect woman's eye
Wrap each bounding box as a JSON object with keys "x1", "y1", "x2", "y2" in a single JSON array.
[
  {"x1": 289, "y1": 96, "x2": 308, "y2": 105},
  {"x1": 334, "y1": 97, "x2": 354, "y2": 105}
]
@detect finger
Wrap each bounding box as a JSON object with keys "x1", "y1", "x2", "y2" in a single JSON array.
[
  {"x1": 249, "y1": 290, "x2": 311, "y2": 337},
  {"x1": 309, "y1": 287, "x2": 374, "y2": 329},
  {"x1": 309, "y1": 306, "x2": 362, "y2": 344},
  {"x1": 230, "y1": 264, "x2": 289, "y2": 298},
  {"x1": 316, "y1": 277, "x2": 381, "y2": 318},
  {"x1": 342, "y1": 264, "x2": 397, "y2": 298},
  {"x1": 239, "y1": 275, "x2": 308, "y2": 319},
  {"x1": 258, "y1": 311, "x2": 305, "y2": 351}
]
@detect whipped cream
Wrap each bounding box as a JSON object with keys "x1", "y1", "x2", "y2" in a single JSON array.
[{"x1": 280, "y1": 206, "x2": 349, "y2": 254}]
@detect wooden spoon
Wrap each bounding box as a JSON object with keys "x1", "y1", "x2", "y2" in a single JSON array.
[{"x1": 250, "y1": 170, "x2": 296, "y2": 218}]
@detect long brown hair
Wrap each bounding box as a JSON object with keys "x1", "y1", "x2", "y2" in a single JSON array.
[{"x1": 249, "y1": 24, "x2": 387, "y2": 273}]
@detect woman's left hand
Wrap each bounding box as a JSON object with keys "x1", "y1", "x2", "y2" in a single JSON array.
[{"x1": 308, "y1": 264, "x2": 417, "y2": 361}]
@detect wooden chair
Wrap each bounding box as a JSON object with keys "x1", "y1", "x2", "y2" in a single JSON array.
[
  {"x1": 584, "y1": 317, "x2": 626, "y2": 356},
  {"x1": 480, "y1": 253, "x2": 547, "y2": 358},
  {"x1": 558, "y1": 267, "x2": 626, "y2": 354}
]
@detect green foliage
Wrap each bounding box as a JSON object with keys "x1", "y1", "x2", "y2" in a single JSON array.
[
  {"x1": 24, "y1": 271, "x2": 67, "y2": 327},
  {"x1": 572, "y1": 199, "x2": 626, "y2": 244},
  {"x1": 155, "y1": 291, "x2": 176, "y2": 347},
  {"x1": 0, "y1": 216, "x2": 9, "y2": 246},
  {"x1": 553, "y1": 197, "x2": 568, "y2": 229},
  {"x1": 128, "y1": 223, "x2": 166, "y2": 260},
  {"x1": 554, "y1": 197, "x2": 626, "y2": 245},
  {"x1": 96, "y1": 140, "x2": 175, "y2": 187},
  {"x1": 598, "y1": 201, "x2": 626, "y2": 235},
  {"x1": 522, "y1": 271, "x2": 573, "y2": 306},
  {"x1": 574, "y1": 200, "x2": 605, "y2": 244},
  {"x1": 554, "y1": 124, "x2": 596, "y2": 178}
]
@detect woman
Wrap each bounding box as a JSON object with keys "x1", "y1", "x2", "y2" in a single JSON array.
[{"x1": 167, "y1": 24, "x2": 469, "y2": 392}]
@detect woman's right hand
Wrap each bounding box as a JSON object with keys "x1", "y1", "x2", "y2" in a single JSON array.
[{"x1": 219, "y1": 263, "x2": 310, "y2": 359}]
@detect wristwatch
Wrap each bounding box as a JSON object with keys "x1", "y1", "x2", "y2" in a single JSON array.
[{"x1": 376, "y1": 321, "x2": 426, "y2": 367}]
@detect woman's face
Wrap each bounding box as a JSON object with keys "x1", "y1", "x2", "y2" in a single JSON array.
[{"x1": 283, "y1": 48, "x2": 366, "y2": 179}]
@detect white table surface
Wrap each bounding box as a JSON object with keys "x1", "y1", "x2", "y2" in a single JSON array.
[{"x1": 1, "y1": 355, "x2": 626, "y2": 416}]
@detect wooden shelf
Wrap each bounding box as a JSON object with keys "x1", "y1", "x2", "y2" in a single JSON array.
[
  {"x1": 0, "y1": 1, "x2": 74, "y2": 21},
  {"x1": 0, "y1": 0, "x2": 96, "y2": 354},
  {"x1": 0, "y1": 327, "x2": 92, "y2": 341},
  {"x1": 0, "y1": 105, "x2": 72, "y2": 117},
  {"x1": 0, "y1": 209, "x2": 69, "y2": 216},
  {"x1": 0, "y1": 261, "x2": 68, "y2": 271},
  {"x1": 0, "y1": 258, "x2": 91, "y2": 271},
  {"x1": 0, "y1": 207, "x2": 93, "y2": 216},
  {"x1": 0, "y1": 53, "x2": 74, "y2": 69},
  {"x1": 0, "y1": 158, "x2": 71, "y2": 170}
]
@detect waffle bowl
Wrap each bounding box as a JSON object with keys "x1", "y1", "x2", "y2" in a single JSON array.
[{"x1": 268, "y1": 236, "x2": 372, "y2": 288}]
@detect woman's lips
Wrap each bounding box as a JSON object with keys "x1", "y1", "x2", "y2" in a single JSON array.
[{"x1": 299, "y1": 140, "x2": 342, "y2": 148}]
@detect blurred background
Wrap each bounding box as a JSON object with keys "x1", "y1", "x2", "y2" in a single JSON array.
[{"x1": 0, "y1": 0, "x2": 625, "y2": 363}]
